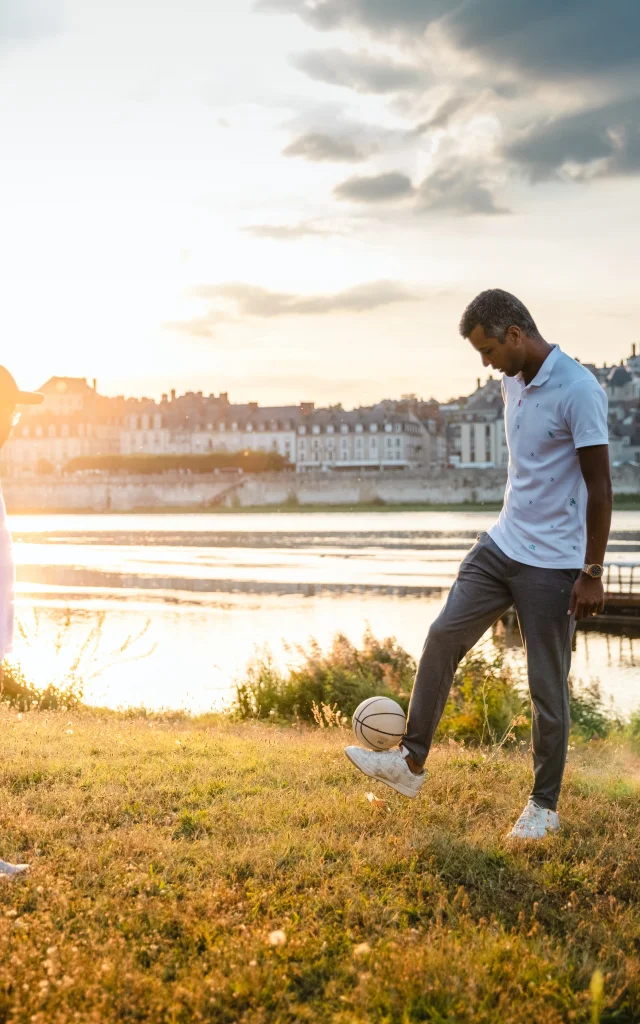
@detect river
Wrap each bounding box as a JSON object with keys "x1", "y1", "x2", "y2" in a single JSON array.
[{"x1": 7, "y1": 510, "x2": 640, "y2": 714}]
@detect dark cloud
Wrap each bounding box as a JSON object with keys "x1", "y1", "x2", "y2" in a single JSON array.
[
  {"x1": 505, "y1": 99, "x2": 640, "y2": 181},
  {"x1": 445, "y1": 0, "x2": 640, "y2": 80},
  {"x1": 260, "y1": 1, "x2": 640, "y2": 204},
  {"x1": 259, "y1": 0, "x2": 640, "y2": 81},
  {"x1": 170, "y1": 280, "x2": 417, "y2": 335},
  {"x1": 293, "y1": 48, "x2": 425, "y2": 94},
  {"x1": 283, "y1": 132, "x2": 367, "y2": 162},
  {"x1": 256, "y1": 0, "x2": 443, "y2": 34},
  {"x1": 417, "y1": 161, "x2": 507, "y2": 215},
  {"x1": 334, "y1": 171, "x2": 415, "y2": 202},
  {"x1": 257, "y1": 0, "x2": 638, "y2": 84},
  {"x1": 243, "y1": 222, "x2": 340, "y2": 239},
  {"x1": 0, "y1": 0, "x2": 63, "y2": 45}
]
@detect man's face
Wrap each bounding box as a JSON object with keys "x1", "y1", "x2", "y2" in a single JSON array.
[{"x1": 468, "y1": 324, "x2": 526, "y2": 377}]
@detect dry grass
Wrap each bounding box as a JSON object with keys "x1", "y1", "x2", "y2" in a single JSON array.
[{"x1": 0, "y1": 709, "x2": 637, "y2": 1022}]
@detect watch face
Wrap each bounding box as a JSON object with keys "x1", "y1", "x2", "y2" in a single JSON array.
[{"x1": 589, "y1": 565, "x2": 603, "y2": 578}]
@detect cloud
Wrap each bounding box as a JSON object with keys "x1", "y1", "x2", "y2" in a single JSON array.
[
  {"x1": 334, "y1": 171, "x2": 415, "y2": 203},
  {"x1": 292, "y1": 48, "x2": 426, "y2": 94},
  {"x1": 417, "y1": 161, "x2": 507, "y2": 215},
  {"x1": 243, "y1": 221, "x2": 341, "y2": 239},
  {"x1": 169, "y1": 280, "x2": 418, "y2": 336},
  {"x1": 413, "y1": 93, "x2": 472, "y2": 134},
  {"x1": 259, "y1": 1, "x2": 640, "y2": 82},
  {"x1": 260, "y1": 0, "x2": 640, "y2": 204},
  {"x1": 505, "y1": 98, "x2": 640, "y2": 182},
  {"x1": 444, "y1": 1, "x2": 640, "y2": 81},
  {"x1": 283, "y1": 131, "x2": 367, "y2": 162},
  {"x1": 0, "y1": 0, "x2": 63, "y2": 45},
  {"x1": 256, "y1": 0, "x2": 441, "y2": 35}
]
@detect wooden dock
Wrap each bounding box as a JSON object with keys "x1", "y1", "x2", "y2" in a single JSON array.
[
  {"x1": 585, "y1": 562, "x2": 640, "y2": 626},
  {"x1": 498, "y1": 562, "x2": 640, "y2": 633}
]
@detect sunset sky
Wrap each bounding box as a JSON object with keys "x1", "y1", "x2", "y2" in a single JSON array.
[{"x1": 1, "y1": 0, "x2": 638, "y2": 406}]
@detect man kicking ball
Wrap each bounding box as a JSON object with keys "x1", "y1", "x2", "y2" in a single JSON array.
[
  {"x1": 345, "y1": 289, "x2": 612, "y2": 840},
  {"x1": 0, "y1": 367, "x2": 44, "y2": 874}
]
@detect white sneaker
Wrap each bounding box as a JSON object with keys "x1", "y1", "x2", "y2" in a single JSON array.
[
  {"x1": 344, "y1": 745, "x2": 425, "y2": 799},
  {"x1": 0, "y1": 859, "x2": 29, "y2": 876},
  {"x1": 507, "y1": 799, "x2": 560, "y2": 840}
]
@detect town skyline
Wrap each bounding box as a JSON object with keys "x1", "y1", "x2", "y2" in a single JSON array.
[{"x1": 26, "y1": 337, "x2": 640, "y2": 410}]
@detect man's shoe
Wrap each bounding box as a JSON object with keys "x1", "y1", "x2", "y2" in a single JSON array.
[
  {"x1": 344, "y1": 745, "x2": 425, "y2": 798},
  {"x1": 0, "y1": 859, "x2": 29, "y2": 876},
  {"x1": 507, "y1": 799, "x2": 560, "y2": 840}
]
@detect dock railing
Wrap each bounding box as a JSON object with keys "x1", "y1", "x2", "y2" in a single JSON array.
[{"x1": 604, "y1": 562, "x2": 640, "y2": 597}]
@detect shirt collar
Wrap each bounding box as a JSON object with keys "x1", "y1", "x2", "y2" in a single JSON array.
[{"x1": 516, "y1": 344, "x2": 561, "y2": 389}]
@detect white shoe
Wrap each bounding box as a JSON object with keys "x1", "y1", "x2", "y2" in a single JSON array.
[
  {"x1": 344, "y1": 745, "x2": 425, "y2": 799},
  {"x1": 0, "y1": 859, "x2": 29, "y2": 876},
  {"x1": 507, "y1": 799, "x2": 560, "y2": 840}
]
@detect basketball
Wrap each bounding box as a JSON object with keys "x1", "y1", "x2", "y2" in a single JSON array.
[{"x1": 352, "y1": 696, "x2": 406, "y2": 751}]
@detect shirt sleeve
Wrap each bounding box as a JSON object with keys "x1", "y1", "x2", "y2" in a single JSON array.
[{"x1": 563, "y1": 379, "x2": 609, "y2": 449}]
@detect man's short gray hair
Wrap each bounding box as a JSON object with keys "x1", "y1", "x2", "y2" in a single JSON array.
[{"x1": 459, "y1": 289, "x2": 539, "y2": 341}]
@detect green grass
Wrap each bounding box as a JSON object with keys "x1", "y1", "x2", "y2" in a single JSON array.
[{"x1": 0, "y1": 710, "x2": 638, "y2": 1022}]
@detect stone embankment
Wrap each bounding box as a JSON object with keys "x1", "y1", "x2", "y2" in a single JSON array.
[{"x1": 2, "y1": 465, "x2": 639, "y2": 512}]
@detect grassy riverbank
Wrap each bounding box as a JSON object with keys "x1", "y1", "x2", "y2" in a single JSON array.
[{"x1": 0, "y1": 708, "x2": 637, "y2": 1022}]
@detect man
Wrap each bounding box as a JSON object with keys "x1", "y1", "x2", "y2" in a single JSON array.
[
  {"x1": 0, "y1": 366, "x2": 44, "y2": 874},
  {"x1": 345, "y1": 289, "x2": 612, "y2": 839}
]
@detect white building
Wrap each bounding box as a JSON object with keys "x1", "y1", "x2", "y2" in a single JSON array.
[
  {"x1": 2, "y1": 414, "x2": 123, "y2": 474},
  {"x1": 446, "y1": 378, "x2": 508, "y2": 469},
  {"x1": 295, "y1": 410, "x2": 425, "y2": 471},
  {"x1": 120, "y1": 408, "x2": 171, "y2": 455}
]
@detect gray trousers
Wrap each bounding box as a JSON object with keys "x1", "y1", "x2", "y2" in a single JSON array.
[{"x1": 403, "y1": 532, "x2": 579, "y2": 810}]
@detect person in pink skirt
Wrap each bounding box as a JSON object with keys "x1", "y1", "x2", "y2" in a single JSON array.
[{"x1": 0, "y1": 367, "x2": 44, "y2": 875}]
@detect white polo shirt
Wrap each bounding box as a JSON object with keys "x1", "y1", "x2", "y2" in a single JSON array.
[{"x1": 489, "y1": 345, "x2": 609, "y2": 569}]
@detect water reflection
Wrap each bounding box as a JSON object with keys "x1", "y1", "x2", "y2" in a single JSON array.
[{"x1": 6, "y1": 511, "x2": 640, "y2": 714}]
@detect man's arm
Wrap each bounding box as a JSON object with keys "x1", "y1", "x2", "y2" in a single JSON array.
[{"x1": 568, "y1": 444, "x2": 612, "y2": 619}]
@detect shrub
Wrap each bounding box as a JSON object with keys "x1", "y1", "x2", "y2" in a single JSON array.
[
  {"x1": 435, "y1": 644, "x2": 529, "y2": 747},
  {"x1": 232, "y1": 630, "x2": 415, "y2": 723},
  {"x1": 0, "y1": 662, "x2": 84, "y2": 711},
  {"x1": 64, "y1": 451, "x2": 290, "y2": 475},
  {"x1": 232, "y1": 631, "x2": 629, "y2": 749},
  {"x1": 568, "y1": 680, "x2": 623, "y2": 741}
]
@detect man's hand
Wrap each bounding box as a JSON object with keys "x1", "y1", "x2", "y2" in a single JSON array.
[{"x1": 568, "y1": 574, "x2": 605, "y2": 619}]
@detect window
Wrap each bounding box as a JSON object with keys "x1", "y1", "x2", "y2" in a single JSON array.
[{"x1": 340, "y1": 424, "x2": 348, "y2": 434}]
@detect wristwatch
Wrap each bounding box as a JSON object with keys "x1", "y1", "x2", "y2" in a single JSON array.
[{"x1": 582, "y1": 563, "x2": 604, "y2": 579}]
